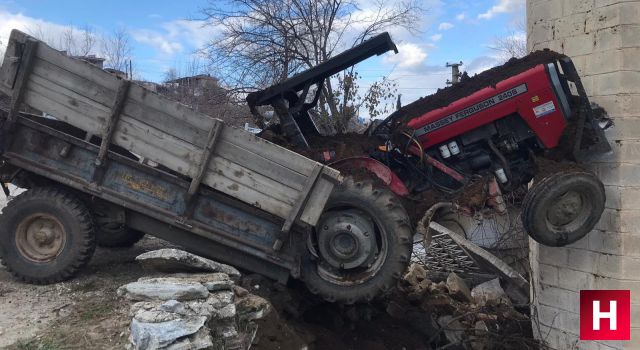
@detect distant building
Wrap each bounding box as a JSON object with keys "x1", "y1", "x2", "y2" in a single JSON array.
[
  {"x1": 164, "y1": 74, "x2": 220, "y2": 97},
  {"x1": 69, "y1": 54, "x2": 105, "y2": 68},
  {"x1": 105, "y1": 68, "x2": 127, "y2": 79},
  {"x1": 133, "y1": 80, "x2": 160, "y2": 92}
]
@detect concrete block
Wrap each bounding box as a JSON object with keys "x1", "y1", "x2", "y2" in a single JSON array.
[
  {"x1": 591, "y1": 71, "x2": 640, "y2": 95},
  {"x1": 619, "y1": 210, "x2": 640, "y2": 233},
  {"x1": 529, "y1": 21, "x2": 556, "y2": 45},
  {"x1": 538, "y1": 285, "x2": 580, "y2": 313},
  {"x1": 595, "y1": 25, "x2": 640, "y2": 52},
  {"x1": 540, "y1": 263, "x2": 560, "y2": 286},
  {"x1": 587, "y1": 2, "x2": 640, "y2": 31},
  {"x1": 594, "y1": 208, "x2": 622, "y2": 232},
  {"x1": 564, "y1": 0, "x2": 595, "y2": 14},
  {"x1": 529, "y1": 0, "x2": 565, "y2": 23},
  {"x1": 538, "y1": 246, "x2": 569, "y2": 267},
  {"x1": 588, "y1": 230, "x2": 624, "y2": 255},
  {"x1": 537, "y1": 303, "x2": 563, "y2": 328},
  {"x1": 591, "y1": 140, "x2": 640, "y2": 164},
  {"x1": 603, "y1": 185, "x2": 622, "y2": 210},
  {"x1": 563, "y1": 33, "x2": 595, "y2": 56},
  {"x1": 554, "y1": 13, "x2": 588, "y2": 38},
  {"x1": 595, "y1": 0, "x2": 640, "y2": 9},
  {"x1": 589, "y1": 96, "x2": 640, "y2": 120},
  {"x1": 594, "y1": 276, "x2": 640, "y2": 300},
  {"x1": 620, "y1": 187, "x2": 640, "y2": 210},
  {"x1": 566, "y1": 248, "x2": 600, "y2": 273},
  {"x1": 597, "y1": 253, "x2": 640, "y2": 279},
  {"x1": 558, "y1": 267, "x2": 595, "y2": 290},
  {"x1": 583, "y1": 48, "x2": 640, "y2": 75},
  {"x1": 593, "y1": 163, "x2": 640, "y2": 187}
]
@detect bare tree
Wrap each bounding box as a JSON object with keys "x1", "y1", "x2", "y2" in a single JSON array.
[
  {"x1": 101, "y1": 27, "x2": 132, "y2": 72},
  {"x1": 77, "y1": 24, "x2": 96, "y2": 56},
  {"x1": 490, "y1": 22, "x2": 527, "y2": 62},
  {"x1": 27, "y1": 24, "x2": 96, "y2": 57},
  {"x1": 200, "y1": 0, "x2": 421, "y2": 133}
]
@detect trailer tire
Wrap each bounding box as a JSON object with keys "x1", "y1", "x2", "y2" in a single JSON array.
[
  {"x1": 522, "y1": 170, "x2": 605, "y2": 247},
  {"x1": 96, "y1": 226, "x2": 145, "y2": 248},
  {"x1": 0, "y1": 187, "x2": 96, "y2": 284},
  {"x1": 301, "y1": 179, "x2": 412, "y2": 304}
]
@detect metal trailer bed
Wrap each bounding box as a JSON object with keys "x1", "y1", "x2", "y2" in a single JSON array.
[{"x1": 0, "y1": 30, "x2": 344, "y2": 282}]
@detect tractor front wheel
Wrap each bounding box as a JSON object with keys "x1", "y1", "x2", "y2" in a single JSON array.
[{"x1": 522, "y1": 170, "x2": 605, "y2": 247}]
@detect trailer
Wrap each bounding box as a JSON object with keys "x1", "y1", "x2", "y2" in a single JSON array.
[{"x1": 0, "y1": 30, "x2": 412, "y2": 303}]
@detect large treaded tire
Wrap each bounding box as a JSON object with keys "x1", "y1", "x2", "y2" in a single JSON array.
[
  {"x1": 301, "y1": 179, "x2": 413, "y2": 304},
  {"x1": 0, "y1": 187, "x2": 96, "y2": 284},
  {"x1": 96, "y1": 226, "x2": 145, "y2": 248},
  {"x1": 522, "y1": 170, "x2": 605, "y2": 247}
]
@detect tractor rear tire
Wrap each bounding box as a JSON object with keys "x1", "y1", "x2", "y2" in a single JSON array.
[
  {"x1": 301, "y1": 179, "x2": 412, "y2": 304},
  {"x1": 0, "y1": 187, "x2": 96, "y2": 284},
  {"x1": 522, "y1": 170, "x2": 605, "y2": 247}
]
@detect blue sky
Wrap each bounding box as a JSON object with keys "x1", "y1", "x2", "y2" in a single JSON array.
[{"x1": 0, "y1": 0, "x2": 525, "y2": 104}]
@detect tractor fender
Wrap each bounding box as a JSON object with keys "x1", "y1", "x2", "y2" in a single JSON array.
[{"x1": 329, "y1": 157, "x2": 410, "y2": 197}]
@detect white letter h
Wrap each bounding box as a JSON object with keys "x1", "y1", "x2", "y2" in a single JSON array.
[{"x1": 593, "y1": 300, "x2": 617, "y2": 331}]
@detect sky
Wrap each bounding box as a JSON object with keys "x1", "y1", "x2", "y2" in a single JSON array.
[{"x1": 0, "y1": 0, "x2": 525, "y2": 105}]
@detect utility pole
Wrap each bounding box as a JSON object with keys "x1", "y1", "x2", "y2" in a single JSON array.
[{"x1": 446, "y1": 61, "x2": 463, "y2": 85}]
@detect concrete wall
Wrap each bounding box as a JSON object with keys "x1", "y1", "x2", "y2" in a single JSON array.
[{"x1": 527, "y1": 1, "x2": 640, "y2": 349}]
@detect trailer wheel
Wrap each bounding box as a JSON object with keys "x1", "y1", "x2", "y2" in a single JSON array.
[
  {"x1": 301, "y1": 179, "x2": 412, "y2": 304},
  {"x1": 0, "y1": 187, "x2": 96, "y2": 284},
  {"x1": 96, "y1": 224, "x2": 145, "y2": 248},
  {"x1": 522, "y1": 170, "x2": 605, "y2": 247}
]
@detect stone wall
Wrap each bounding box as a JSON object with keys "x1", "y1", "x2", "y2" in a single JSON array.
[{"x1": 527, "y1": 0, "x2": 640, "y2": 349}]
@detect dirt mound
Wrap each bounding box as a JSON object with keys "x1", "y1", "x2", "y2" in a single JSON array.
[{"x1": 388, "y1": 50, "x2": 567, "y2": 126}]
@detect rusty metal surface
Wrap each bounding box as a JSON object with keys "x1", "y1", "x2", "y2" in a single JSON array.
[{"x1": 3, "y1": 115, "x2": 302, "y2": 275}]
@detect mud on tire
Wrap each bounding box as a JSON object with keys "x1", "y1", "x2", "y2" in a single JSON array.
[
  {"x1": 0, "y1": 187, "x2": 96, "y2": 284},
  {"x1": 301, "y1": 179, "x2": 413, "y2": 304}
]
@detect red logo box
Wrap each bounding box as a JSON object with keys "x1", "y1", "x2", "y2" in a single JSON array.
[{"x1": 580, "y1": 290, "x2": 630, "y2": 340}]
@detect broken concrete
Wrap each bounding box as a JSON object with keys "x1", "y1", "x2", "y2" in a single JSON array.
[
  {"x1": 123, "y1": 249, "x2": 269, "y2": 350},
  {"x1": 446, "y1": 272, "x2": 473, "y2": 302},
  {"x1": 136, "y1": 249, "x2": 241, "y2": 277},
  {"x1": 471, "y1": 278, "x2": 510, "y2": 306},
  {"x1": 130, "y1": 316, "x2": 208, "y2": 350},
  {"x1": 118, "y1": 279, "x2": 210, "y2": 301}
]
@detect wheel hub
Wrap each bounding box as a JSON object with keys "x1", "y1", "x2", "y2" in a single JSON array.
[
  {"x1": 317, "y1": 210, "x2": 377, "y2": 270},
  {"x1": 547, "y1": 191, "x2": 583, "y2": 226},
  {"x1": 15, "y1": 214, "x2": 66, "y2": 262}
]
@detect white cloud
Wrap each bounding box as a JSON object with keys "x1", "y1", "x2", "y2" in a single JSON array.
[
  {"x1": 0, "y1": 11, "x2": 97, "y2": 57},
  {"x1": 383, "y1": 42, "x2": 427, "y2": 68},
  {"x1": 456, "y1": 13, "x2": 466, "y2": 21},
  {"x1": 438, "y1": 22, "x2": 454, "y2": 30},
  {"x1": 430, "y1": 34, "x2": 442, "y2": 42},
  {"x1": 132, "y1": 30, "x2": 183, "y2": 55},
  {"x1": 478, "y1": 0, "x2": 525, "y2": 20}
]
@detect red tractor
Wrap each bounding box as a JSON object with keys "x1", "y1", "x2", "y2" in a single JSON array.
[{"x1": 247, "y1": 32, "x2": 611, "y2": 249}]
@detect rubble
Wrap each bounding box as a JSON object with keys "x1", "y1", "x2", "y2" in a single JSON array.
[
  {"x1": 446, "y1": 272, "x2": 473, "y2": 302},
  {"x1": 118, "y1": 279, "x2": 210, "y2": 301},
  {"x1": 471, "y1": 278, "x2": 510, "y2": 306},
  {"x1": 136, "y1": 249, "x2": 241, "y2": 277},
  {"x1": 122, "y1": 249, "x2": 269, "y2": 350},
  {"x1": 384, "y1": 263, "x2": 540, "y2": 349}
]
